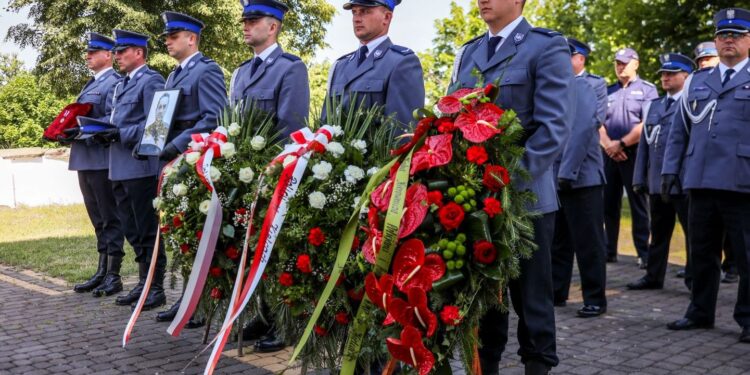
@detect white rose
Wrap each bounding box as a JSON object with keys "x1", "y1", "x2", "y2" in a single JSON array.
[
  {"x1": 185, "y1": 152, "x2": 201, "y2": 165},
  {"x1": 239, "y1": 167, "x2": 255, "y2": 183},
  {"x1": 199, "y1": 200, "x2": 211, "y2": 214},
  {"x1": 209, "y1": 166, "x2": 222, "y2": 182},
  {"x1": 228, "y1": 123, "x2": 241, "y2": 136},
  {"x1": 250, "y1": 136, "x2": 266, "y2": 150},
  {"x1": 152, "y1": 197, "x2": 163, "y2": 210},
  {"x1": 283, "y1": 155, "x2": 297, "y2": 167},
  {"x1": 367, "y1": 167, "x2": 379, "y2": 176},
  {"x1": 220, "y1": 142, "x2": 236, "y2": 158},
  {"x1": 325, "y1": 142, "x2": 345, "y2": 158},
  {"x1": 172, "y1": 183, "x2": 188, "y2": 197},
  {"x1": 351, "y1": 139, "x2": 368, "y2": 154},
  {"x1": 312, "y1": 161, "x2": 333, "y2": 180},
  {"x1": 344, "y1": 165, "x2": 365, "y2": 184},
  {"x1": 308, "y1": 191, "x2": 327, "y2": 209}
]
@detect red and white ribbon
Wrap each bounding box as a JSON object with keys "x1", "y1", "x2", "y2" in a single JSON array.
[{"x1": 203, "y1": 126, "x2": 334, "y2": 375}]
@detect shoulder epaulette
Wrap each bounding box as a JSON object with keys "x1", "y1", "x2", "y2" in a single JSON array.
[
  {"x1": 337, "y1": 52, "x2": 355, "y2": 61},
  {"x1": 530, "y1": 27, "x2": 562, "y2": 37},
  {"x1": 588, "y1": 73, "x2": 603, "y2": 80},
  {"x1": 695, "y1": 67, "x2": 712, "y2": 74},
  {"x1": 389, "y1": 45, "x2": 414, "y2": 55},
  {"x1": 281, "y1": 52, "x2": 302, "y2": 62},
  {"x1": 461, "y1": 35, "x2": 484, "y2": 47},
  {"x1": 200, "y1": 56, "x2": 216, "y2": 64},
  {"x1": 642, "y1": 80, "x2": 657, "y2": 88}
]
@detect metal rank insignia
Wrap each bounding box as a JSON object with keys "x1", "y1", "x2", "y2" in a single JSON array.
[
  {"x1": 374, "y1": 49, "x2": 383, "y2": 58},
  {"x1": 514, "y1": 33, "x2": 524, "y2": 43},
  {"x1": 728, "y1": 9, "x2": 735, "y2": 19}
]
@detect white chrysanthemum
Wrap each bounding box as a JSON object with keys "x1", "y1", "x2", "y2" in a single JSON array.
[
  {"x1": 228, "y1": 123, "x2": 241, "y2": 136},
  {"x1": 367, "y1": 167, "x2": 379, "y2": 176},
  {"x1": 220, "y1": 142, "x2": 236, "y2": 158},
  {"x1": 325, "y1": 142, "x2": 345, "y2": 158},
  {"x1": 329, "y1": 125, "x2": 344, "y2": 137},
  {"x1": 344, "y1": 165, "x2": 365, "y2": 184},
  {"x1": 350, "y1": 139, "x2": 368, "y2": 154},
  {"x1": 199, "y1": 200, "x2": 211, "y2": 214},
  {"x1": 251, "y1": 136, "x2": 266, "y2": 150},
  {"x1": 283, "y1": 155, "x2": 297, "y2": 167},
  {"x1": 312, "y1": 161, "x2": 333, "y2": 180},
  {"x1": 172, "y1": 183, "x2": 188, "y2": 197},
  {"x1": 239, "y1": 167, "x2": 255, "y2": 183},
  {"x1": 152, "y1": 197, "x2": 163, "y2": 210},
  {"x1": 185, "y1": 152, "x2": 201, "y2": 165},
  {"x1": 209, "y1": 166, "x2": 222, "y2": 182},
  {"x1": 308, "y1": 191, "x2": 327, "y2": 209}
]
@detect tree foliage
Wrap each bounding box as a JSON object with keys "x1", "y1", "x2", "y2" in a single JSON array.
[{"x1": 6, "y1": 0, "x2": 335, "y2": 96}]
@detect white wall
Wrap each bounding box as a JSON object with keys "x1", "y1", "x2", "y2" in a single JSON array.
[{"x1": 0, "y1": 156, "x2": 83, "y2": 207}]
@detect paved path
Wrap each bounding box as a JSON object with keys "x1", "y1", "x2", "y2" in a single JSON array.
[{"x1": 1, "y1": 257, "x2": 748, "y2": 375}]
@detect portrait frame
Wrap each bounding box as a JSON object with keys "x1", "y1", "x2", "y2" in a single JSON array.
[{"x1": 138, "y1": 89, "x2": 182, "y2": 156}]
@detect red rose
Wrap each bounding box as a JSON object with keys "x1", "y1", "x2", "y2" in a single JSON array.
[
  {"x1": 436, "y1": 117, "x2": 456, "y2": 133},
  {"x1": 427, "y1": 190, "x2": 444, "y2": 208},
  {"x1": 296, "y1": 254, "x2": 312, "y2": 274},
  {"x1": 438, "y1": 202, "x2": 465, "y2": 231},
  {"x1": 279, "y1": 272, "x2": 294, "y2": 287},
  {"x1": 225, "y1": 246, "x2": 239, "y2": 261},
  {"x1": 314, "y1": 325, "x2": 328, "y2": 336},
  {"x1": 235, "y1": 208, "x2": 247, "y2": 224},
  {"x1": 335, "y1": 311, "x2": 350, "y2": 325},
  {"x1": 466, "y1": 145, "x2": 489, "y2": 165},
  {"x1": 482, "y1": 197, "x2": 503, "y2": 218},
  {"x1": 160, "y1": 224, "x2": 170, "y2": 234},
  {"x1": 347, "y1": 287, "x2": 364, "y2": 301},
  {"x1": 351, "y1": 236, "x2": 361, "y2": 252},
  {"x1": 209, "y1": 267, "x2": 223, "y2": 278},
  {"x1": 210, "y1": 287, "x2": 223, "y2": 300},
  {"x1": 439, "y1": 305, "x2": 462, "y2": 326},
  {"x1": 172, "y1": 215, "x2": 183, "y2": 228},
  {"x1": 482, "y1": 164, "x2": 510, "y2": 192},
  {"x1": 179, "y1": 243, "x2": 190, "y2": 254},
  {"x1": 196, "y1": 230, "x2": 203, "y2": 240},
  {"x1": 308, "y1": 227, "x2": 326, "y2": 247},
  {"x1": 473, "y1": 240, "x2": 497, "y2": 264}
]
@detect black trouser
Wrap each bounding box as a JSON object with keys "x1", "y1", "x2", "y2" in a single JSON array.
[
  {"x1": 479, "y1": 213, "x2": 558, "y2": 367},
  {"x1": 78, "y1": 170, "x2": 124, "y2": 257},
  {"x1": 603, "y1": 146, "x2": 649, "y2": 260},
  {"x1": 723, "y1": 234, "x2": 737, "y2": 274},
  {"x1": 643, "y1": 194, "x2": 690, "y2": 286},
  {"x1": 111, "y1": 176, "x2": 166, "y2": 270},
  {"x1": 552, "y1": 186, "x2": 607, "y2": 307},
  {"x1": 684, "y1": 190, "x2": 750, "y2": 327}
]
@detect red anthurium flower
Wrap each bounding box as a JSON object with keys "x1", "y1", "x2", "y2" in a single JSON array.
[
  {"x1": 399, "y1": 183, "x2": 429, "y2": 239},
  {"x1": 392, "y1": 239, "x2": 446, "y2": 293},
  {"x1": 455, "y1": 103, "x2": 504, "y2": 143},
  {"x1": 386, "y1": 287, "x2": 438, "y2": 337},
  {"x1": 437, "y1": 88, "x2": 481, "y2": 114},
  {"x1": 410, "y1": 134, "x2": 453, "y2": 175},
  {"x1": 364, "y1": 272, "x2": 395, "y2": 312},
  {"x1": 386, "y1": 326, "x2": 435, "y2": 375},
  {"x1": 361, "y1": 207, "x2": 383, "y2": 264},
  {"x1": 370, "y1": 162, "x2": 401, "y2": 212},
  {"x1": 391, "y1": 118, "x2": 434, "y2": 156}
]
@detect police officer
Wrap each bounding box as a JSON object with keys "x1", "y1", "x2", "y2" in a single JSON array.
[
  {"x1": 662, "y1": 8, "x2": 750, "y2": 344},
  {"x1": 230, "y1": 0, "x2": 310, "y2": 138},
  {"x1": 97, "y1": 30, "x2": 168, "y2": 311},
  {"x1": 628, "y1": 53, "x2": 693, "y2": 291},
  {"x1": 600, "y1": 47, "x2": 658, "y2": 266},
  {"x1": 324, "y1": 0, "x2": 425, "y2": 136},
  {"x1": 551, "y1": 38, "x2": 607, "y2": 318},
  {"x1": 450, "y1": 0, "x2": 574, "y2": 372},
  {"x1": 66, "y1": 33, "x2": 125, "y2": 297},
  {"x1": 153, "y1": 11, "x2": 228, "y2": 326},
  {"x1": 694, "y1": 41, "x2": 720, "y2": 69}
]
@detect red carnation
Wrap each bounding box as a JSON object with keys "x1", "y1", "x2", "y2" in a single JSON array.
[
  {"x1": 438, "y1": 202, "x2": 465, "y2": 231},
  {"x1": 314, "y1": 325, "x2": 328, "y2": 336},
  {"x1": 225, "y1": 246, "x2": 240, "y2": 261},
  {"x1": 483, "y1": 197, "x2": 503, "y2": 218},
  {"x1": 436, "y1": 117, "x2": 455, "y2": 133},
  {"x1": 427, "y1": 190, "x2": 444, "y2": 208},
  {"x1": 296, "y1": 254, "x2": 312, "y2": 274},
  {"x1": 279, "y1": 272, "x2": 294, "y2": 287},
  {"x1": 439, "y1": 305, "x2": 463, "y2": 326},
  {"x1": 335, "y1": 311, "x2": 350, "y2": 325},
  {"x1": 172, "y1": 215, "x2": 183, "y2": 228},
  {"x1": 473, "y1": 240, "x2": 497, "y2": 264},
  {"x1": 308, "y1": 227, "x2": 326, "y2": 247},
  {"x1": 466, "y1": 145, "x2": 489, "y2": 165},
  {"x1": 209, "y1": 267, "x2": 223, "y2": 278},
  {"x1": 196, "y1": 230, "x2": 203, "y2": 240},
  {"x1": 210, "y1": 287, "x2": 223, "y2": 300},
  {"x1": 482, "y1": 164, "x2": 510, "y2": 192},
  {"x1": 179, "y1": 243, "x2": 190, "y2": 254}
]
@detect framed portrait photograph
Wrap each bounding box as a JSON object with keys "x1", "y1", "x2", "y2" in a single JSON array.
[{"x1": 138, "y1": 89, "x2": 181, "y2": 156}]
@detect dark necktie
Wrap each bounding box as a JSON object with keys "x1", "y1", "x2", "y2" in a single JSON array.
[
  {"x1": 250, "y1": 57, "x2": 263, "y2": 77},
  {"x1": 488, "y1": 36, "x2": 503, "y2": 61},
  {"x1": 122, "y1": 75, "x2": 130, "y2": 88},
  {"x1": 722, "y1": 68, "x2": 735, "y2": 86},
  {"x1": 172, "y1": 65, "x2": 183, "y2": 81},
  {"x1": 357, "y1": 45, "x2": 369, "y2": 67},
  {"x1": 666, "y1": 97, "x2": 675, "y2": 111}
]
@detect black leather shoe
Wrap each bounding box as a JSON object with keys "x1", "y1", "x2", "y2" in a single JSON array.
[
  {"x1": 576, "y1": 305, "x2": 606, "y2": 318},
  {"x1": 155, "y1": 298, "x2": 181, "y2": 322},
  {"x1": 185, "y1": 317, "x2": 206, "y2": 329},
  {"x1": 241, "y1": 315, "x2": 271, "y2": 341},
  {"x1": 138, "y1": 265, "x2": 166, "y2": 311},
  {"x1": 722, "y1": 271, "x2": 739, "y2": 284},
  {"x1": 676, "y1": 269, "x2": 686, "y2": 278},
  {"x1": 524, "y1": 360, "x2": 551, "y2": 375},
  {"x1": 116, "y1": 262, "x2": 147, "y2": 306},
  {"x1": 74, "y1": 253, "x2": 107, "y2": 293},
  {"x1": 626, "y1": 277, "x2": 662, "y2": 290},
  {"x1": 92, "y1": 256, "x2": 123, "y2": 297},
  {"x1": 254, "y1": 331, "x2": 285, "y2": 353},
  {"x1": 740, "y1": 326, "x2": 750, "y2": 343},
  {"x1": 606, "y1": 254, "x2": 618, "y2": 263},
  {"x1": 666, "y1": 318, "x2": 713, "y2": 330}
]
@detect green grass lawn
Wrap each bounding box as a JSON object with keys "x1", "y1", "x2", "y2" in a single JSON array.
[{"x1": 0, "y1": 205, "x2": 137, "y2": 284}]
